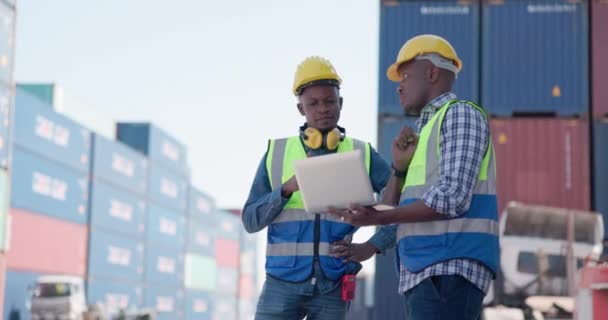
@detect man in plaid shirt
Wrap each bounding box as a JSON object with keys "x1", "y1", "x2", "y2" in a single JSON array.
[{"x1": 329, "y1": 35, "x2": 499, "y2": 320}]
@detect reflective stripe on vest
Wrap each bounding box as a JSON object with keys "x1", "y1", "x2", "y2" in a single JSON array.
[
  {"x1": 264, "y1": 135, "x2": 371, "y2": 281},
  {"x1": 397, "y1": 100, "x2": 499, "y2": 274}
]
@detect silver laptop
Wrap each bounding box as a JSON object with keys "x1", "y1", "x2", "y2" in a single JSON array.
[{"x1": 293, "y1": 149, "x2": 376, "y2": 213}]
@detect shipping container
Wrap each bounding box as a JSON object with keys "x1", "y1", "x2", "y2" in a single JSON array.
[
  {"x1": 147, "y1": 204, "x2": 186, "y2": 250},
  {"x1": 373, "y1": 253, "x2": 405, "y2": 319},
  {"x1": 184, "y1": 253, "x2": 216, "y2": 290},
  {"x1": 0, "y1": 2, "x2": 15, "y2": 85},
  {"x1": 143, "y1": 285, "x2": 185, "y2": 320},
  {"x1": 239, "y1": 249, "x2": 256, "y2": 276},
  {"x1": 188, "y1": 187, "x2": 215, "y2": 220},
  {"x1": 482, "y1": 0, "x2": 589, "y2": 116},
  {"x1": 592, "y1": 0, "x2": 608, "y2": 118},
  {"x1": 0, "y1": 84, "x2": 11, "y2": 167},
  {"x1": 593, "y1": 120, "x2": 608, "y2": 238},
  {"x1": 89, "y1": 181, "x2": 145, "y2": 238},
  {"x1": 187, "y1": 220, "x2": 215, "y2": 257},
  {"x1": 377, "y1": 116, "x2": 419, "y2": 161},
  {"x1": 7, "y1": 209, "x2": 88, "y2": 275},
  {"x1": 0, "y1": 253, "x2": 6, "y2": 319},
  {"x1": 117, "y1": 122, "x2": 188, "y2": 176},
  {"x1": 14, "y1": 88, "x2": 91, "y2": 171},
  {"x1": 11, "y1": 146, "x2": 89, "y2": 224},
  {"x1": 215, "y1": 210, "x2": 241, "y2": 241},
  {"x1": 213, "y1": 295, "x2": 237, "y2": 320},
  {"x1": 144, "y1": 246, "x2": 184, "y2": 286},
  {"x1": 239, "y1": 275, "x2": 254, "y2": 300},
  {"x1": 88, "y1": 229, "x2": 144, "y2": 282},
  {"x1": 92, "y1": 134, "x2": 148, "y2": 195},
  {"x1": 216, "y1": 238, "x2": 239, "y2": 268},
  {"x1": 0, "y1": 169, "x2": 8, "y2": 251},
  {"x1": 86, "y1": 279, "x2": 142, "y2": 315},
  {"x1": 3, "y1": 270, "x2": 42, "y2": 320},
  {"x1": 148, "y1": 164, "x2": 188, "y2": 212},
  {"x1": 184, "y1": 290, "x2": 213, "y2": 320},
  {"x1": 238, "y1": 299, "x2": 256, "y2": 320},
  {"x1": 378, "y1": 1, "x2": 480, "y2": 116},
  {"x1": 217, "y1": 268, "x2": 238, "y2": 295},
  {"x1": 17, "y1": 83, "x2": 59, "y2": 106},
  {"x1": 491, "y1": 118, "x2": 591, "y2": 214}
]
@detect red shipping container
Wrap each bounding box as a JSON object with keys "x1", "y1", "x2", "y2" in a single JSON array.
[
  {"x1": 239, "y1": 275, "x2": 253, "y2": 299},
  {"x1": 593, "y1": 0, "x2": 608, "y2": 118},
  {"x1": 6, "y1": 209, "x2": 88, "y2": 276},
  {"x1": 215, "y1": 238, "x2": 239, "y2": 268},
  {"x1": 491, "y1": 118, "x2": 591, "y2": 214},
  {"x1": 0, "y1": 253, "x2": 6, "y2": 318}
]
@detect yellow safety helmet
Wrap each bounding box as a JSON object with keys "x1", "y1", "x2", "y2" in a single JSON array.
[
  {"x1": 386, "y1": 34, "x2": 462, "y2": 82},
  {"x1": 293, "y1": 56, "x2": 342, "y2": 96}
]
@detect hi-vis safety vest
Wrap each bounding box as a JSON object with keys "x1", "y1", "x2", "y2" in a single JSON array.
[
  {"x1": 265, "y1": 136, "x2": 370, "y2": 281},
  {"x1": 398, "y1": 100, "x2": 499, "y2": 275}
]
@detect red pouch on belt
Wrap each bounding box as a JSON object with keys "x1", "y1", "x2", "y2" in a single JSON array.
[{"x1": 341, "y1": 274, "x2": 356, "y2": 301}]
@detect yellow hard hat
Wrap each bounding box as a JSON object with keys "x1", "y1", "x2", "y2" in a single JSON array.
[
  {"x1": 386, "y1": 34, "x2": 462, "y2": 82},
  {"x1": 293, "y1": 56, "x2": 342, "y2": 95}
]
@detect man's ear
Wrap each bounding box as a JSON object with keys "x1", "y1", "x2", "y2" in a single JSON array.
[
  {"x1": 428, "y1": 65, "x2": 440, "y2": 83},
  {"x1": 297, "y1": 102, "x2": 305, "y2": 116}
]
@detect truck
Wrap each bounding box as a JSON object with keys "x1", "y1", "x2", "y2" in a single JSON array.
[
  {"x1": 483, "y1": 202, "x2": 605, "y2": 320},
  {"x1": 29, "y1": 275, "x2": 89, "y2": 320}
]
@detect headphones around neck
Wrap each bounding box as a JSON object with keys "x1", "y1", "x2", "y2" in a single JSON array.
[{"x1": 299, "y1": 124, "x2": 346, "y2": 151}]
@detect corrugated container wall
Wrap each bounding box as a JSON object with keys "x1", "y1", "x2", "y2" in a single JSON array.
[
  {"x1": 144, "y1": 286, "x2": 185, "y2": 320},
  {"x1": 11, "y1": 147, "x2": 89, "y2": 224},
  {"x1": 89, "y1": 181, "x2": 146, "y2": 238},
  {"x1": 148, "y1": 164, "x2": 188, "y2": 212},
  {"x1": 86, "y1": 279, "x2": 143, "y2": 316},
  {"x1": 491, "y1": 118, "x2": 591, "y2": 214},
  {"x1": 379, "y1": 1, "x2": 480, "y2": 116},
  {"x1": 17, "y1": 83, "x2": 59, "y2": 106},
  {"x1": 146, "y1": 204, "x2": 186, "y2": 249},
  {"x1": 0, "y1": 2, "x2": 15, "y2": 85},
  {"x1": 593, "y1": 120, "x2": 608, "y2": 238},
  {"x1": 214, "y1": 295, "x2": 237, "y2": 320},
  {"x1": 185, "y1": 290, "x2": 213, "y2": 320},
  {"x1": 188, "y1": 220, "x2": 215, "y2": 256},
  {"x1": 144, "y1": 246, "x2": 184, "y2": 286},
  {"x1": 87, "y1": 229, "x2": 144, "y2": 282},
  {"x1": 117, "y1": 123, "x2": 189, "y2": 176},
  {"x1": 592, "y1": 0, "x2": 608, "y2": 118},
  {"x1": 3, "y1": 270, "x2": 42, "y2": 320},
  {"x1": 482, "y1": 0, "x2": 589, "y2": 116},
  {"x1": 188, "y1": 187, "x2": 215, "y2": 219},
  {"x1": 215, "y1": 210, "x2": 241, "y2": 241},
  {"x1": 14, "y1": 88, "x2": 91, "y2": 172},
  {"x1": 7, "y1": 209, "x2": 88, "y2": 275},
  {"x1": 92, "y1": 134, "x2": 148, "y2": 195},
  {"x1": 0, "y1": 86, "x2": 10, "y2": 167}
]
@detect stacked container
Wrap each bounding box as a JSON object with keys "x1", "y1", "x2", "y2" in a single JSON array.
[
  {"x1": 214, "y1": 210, "x2": 240, "y2": 320},
  {"x1": 4, "y1": 89, "x2": 90, "y2": 319},
  {"x1": 117, "y1": 123, "x2": 188, "y2": 320},
  {"x1": 592, "y1": 0, "x2": 608, "y2": 240},
  {"x1": 238, "y1": 228, "x2": 257, "y2": 320},
  {"x1": 184, "y1": 187, "x2": 216, "y2": 320},
  {"x1": 86, "y1": 133, "x2": 148, "y2": 315}
]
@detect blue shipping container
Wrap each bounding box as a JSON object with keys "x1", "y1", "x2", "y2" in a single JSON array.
[
  {"x1": 148, "y1": 164, "x2": 188, "y2": 212},
  {"x1": 215, "y1": 210, "x2": 241, "y2": 241},
  {"x1": 88, "y1": 229, "x2": 144, "y2": 282},
  {"x1": 3, "y1": 270, "x2": 42, "y2": 320},
  {"x1": 117, "y1": 123, "x2": 188, "y2": 176},
  {"x1": 89, "y1": 181, "x2": 146, "y2": 238},
  {"x1": 144, "y1": 245, "x2": 184, "y2": 286},
  {"x1": 213, "y1": 295, "x2": 237, "y2": 320},
  {"x1": 11, "y1": 147, "x2": 88, "y2": 224},
  {"x1": 92, "y1": 134, "x2": 148, "y2": 195},
  {"x1": 86, "y1": 279, "x2": 142, "y2": 315},
  {"x1": 0, "y1": 3, "x2": 15, "y2": 85},
  {"x1": 14, "y1": 88, "x2": 91, "y2": 172},
  {"x1": 482, "y1": 0, "x2": 589, "y2": 116},
  {"x1": 184, "y1": 290, "x2": 213, "y2": 320},
  {"x1": 144, "y1": 286, "x2": 185, "y2": 320},
  {"x1": 147, "y1": 204, "x2": 186, "y2": 250},
  {"x1": 377, "y1": 116, "x2": 419, "y2": 161},
  {"x1": 188, "y1": 187, "x2": 215, "y2": 220},
  {"x1": 378, "y1": 1, "x2": 480, "y2": 116},
  {"x1": 0, "y1": 83, "x2": 11, "y2": 168},
  {"x1": 187, "y1": 220, "x2": 215, "y2": 257},
  {"x1": 593, "y1": 120, "x2": 608, "y2": 239}
]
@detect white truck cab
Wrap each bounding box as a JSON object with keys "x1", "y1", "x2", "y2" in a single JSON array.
[{"x1": 29, "y1": 275, "x2": 87, "y2": 320}]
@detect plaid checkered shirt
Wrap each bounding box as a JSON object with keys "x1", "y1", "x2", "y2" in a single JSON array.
[{"x1": 398, "y1": 92, "x2": 494, "y2": 294}]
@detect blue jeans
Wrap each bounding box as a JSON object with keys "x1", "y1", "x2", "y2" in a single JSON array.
[
  {"x1": 404, "y1": 275, "x2": 485, "y2": 320},
  {"x1": 255, "y1": 276, "x2": 347, "y2": 320}
]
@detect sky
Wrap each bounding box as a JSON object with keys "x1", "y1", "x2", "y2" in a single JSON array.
[{"x1": 14, "y1": 0, "x2": 382, "y2": 210}]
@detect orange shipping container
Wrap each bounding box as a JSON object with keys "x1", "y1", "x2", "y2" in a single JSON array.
[
  {"x1": 6, "y1": 209, "x2": 88, "y2": 275},
  {"x1": 491, "y1": 118, "x2": 591, "y2": 214}
]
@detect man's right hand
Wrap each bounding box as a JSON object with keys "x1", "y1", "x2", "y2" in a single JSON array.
[
  {"x1": 281, "y1": 175, "x2": 299, "y2": 198},
  {"x1": 392, "y1": 126, "x2": 418, "y2": 172}
]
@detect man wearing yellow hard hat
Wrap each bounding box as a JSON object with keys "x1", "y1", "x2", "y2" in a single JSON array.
[
  {"x1": 329, "y1": 35, "x2": 499, "y2": 320},
  {"x1": 241, "y1": 56, "x2": 397, "y2": 319}
]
